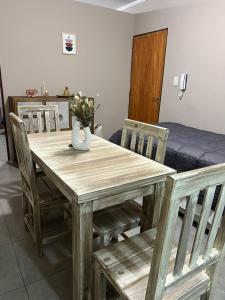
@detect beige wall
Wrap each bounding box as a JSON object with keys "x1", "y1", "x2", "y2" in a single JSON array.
[
  {"x1": 135, "y1": 0, "x2": 225, "y2": 134},
  {"x1": 2, "y1": 0, "x2": 224, "y2": 141},
  {"x1": 0, "y1": 0, "x2": 134, "y2": 139}
]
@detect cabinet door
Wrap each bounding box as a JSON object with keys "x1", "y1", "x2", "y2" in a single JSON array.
[{"x1": 46, "y1": 101, "x2": 70, "y2": 130}]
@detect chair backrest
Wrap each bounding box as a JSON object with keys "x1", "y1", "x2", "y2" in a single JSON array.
[
  {"x1": 120, "y1": 119, "x2": 169, "y2": 163},
  {"x1": 9, "y1": 113, "x2": 39, "y2": 203},
  {"x1": 146, "y1": 163, "x2": 225, "y2": 299},
  {"x1": 17, "y1": 105, "x2": 60, "y2": 133}
]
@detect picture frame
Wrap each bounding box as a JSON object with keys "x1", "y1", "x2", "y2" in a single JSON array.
[{"x1": 62, "y1": 32, "x2": 76, "y2": 55}]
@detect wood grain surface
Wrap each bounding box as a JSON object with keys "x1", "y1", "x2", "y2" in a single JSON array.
[
  {"x1": 129, "y1": 29, "x2": 168, "y2": 124},
  {"x1": 28, "y1": 130, "x2": 174, "y2": 204}
]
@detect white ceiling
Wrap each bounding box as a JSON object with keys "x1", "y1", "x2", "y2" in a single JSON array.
[{"x1": 74, "y1": 0, "x2": 206, "y2": 14}]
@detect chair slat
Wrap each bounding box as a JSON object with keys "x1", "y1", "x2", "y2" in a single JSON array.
[
  {"x1": 146, "y1": 136, "x2": 153, "y2": 158},
  {"x1": 37, "y1": 111, "x2": 42, "y2": 133},
  {"x1": 155, "y1": 131, "x2": 169, "y2": 163},
  {"x1": 121, "y1": 127, "x2": 128, "y2": 148},
  {"x1": 130, "y1": 131, "x2": 137, "y2": 152},
  {"x1": 27, "y1": 112, "x2": 34, "y2": 133},
  {"x1": 54, "y1": 111, "x2": 60, "y2": 132},
  {"x1": 189, "y1": 186, "x2": 216, "y2": 267},
  {"x1": 137, "y1": 132, "x2": 144, "y2": 155},
  {"x1": 45, "y1": 111, "x2": 51, "y2": 132},
  {"x1": 174, "y1": 193, "x2": 198, "y2": 276},
  {"x1": 204, "y1": 184, "x2": 225, "y2": 259}
]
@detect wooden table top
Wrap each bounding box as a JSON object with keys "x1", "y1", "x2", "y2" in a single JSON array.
[{"x1": 28, "y1": 131, "x2": 175, "y2": 203}]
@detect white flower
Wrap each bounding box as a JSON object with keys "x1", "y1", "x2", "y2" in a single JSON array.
[
  {"x1": 75, "y1": 95, "x2": 79, "y2": 100},
  {"x1": 78, "y1": 90, "x2": 82, "y2": 97}
]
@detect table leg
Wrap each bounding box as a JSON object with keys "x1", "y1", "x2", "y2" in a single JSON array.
[
  {"x1": 141, "y1": 182, "x2": 165, "y2": 231},
  {"x1": 72, "y1": 200, "x2": 93, "y2": 300}
]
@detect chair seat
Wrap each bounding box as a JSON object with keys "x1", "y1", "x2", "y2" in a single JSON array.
[
  {"x1": 93, "y1": 200, "x2": 142, "y2": 236},
  {"x1": 94, "y1": 229, "x2": 210, "y2": 300}
]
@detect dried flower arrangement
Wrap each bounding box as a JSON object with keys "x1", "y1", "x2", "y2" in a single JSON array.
[{"x1": 69, "y1": 91, "x2": 100, "y2": 128}]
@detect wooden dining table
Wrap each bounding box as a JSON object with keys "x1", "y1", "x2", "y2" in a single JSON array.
[{"x1": 27, "y1": 130, "x2": 175, "y2": 300}]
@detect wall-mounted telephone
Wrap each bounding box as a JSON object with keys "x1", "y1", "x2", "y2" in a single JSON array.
[
  {"x1": 179, "y1": 73, "x2": 188, "y2": 99},
  {"x1": 180, "y1": 73, "x2": 188, "y2": 91}
]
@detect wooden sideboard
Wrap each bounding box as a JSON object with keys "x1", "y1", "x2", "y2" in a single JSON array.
[{"x1": 7, "y1": 95, "x2": 94, "y2": 163}]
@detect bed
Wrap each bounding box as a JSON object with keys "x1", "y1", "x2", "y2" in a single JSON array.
[{"x1": 109, "y1": 122, "x2": 225, "y2": 172}]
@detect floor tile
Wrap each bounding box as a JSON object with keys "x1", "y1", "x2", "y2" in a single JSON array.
[
  {"x1": 14, "y1": 236, "x2": 72, "y2": 285},
  {"x1": 212, "y1": 289, "x2": 225, "y2": 300},
  {"x1": 0, "y1": 181, "x2": 21, "y2": 206},
  {"x1": 0, "y1": 243, "x2": 24, "y2": 295},
  {"x1": 0, "y1": 287, "x2": 28, "y2": 300},
  {"x1": 0, "y1": 205, "x2": 10, "y2": 246},
  {"x1": 4, "y1": 213, "x2": 29, "y2": 242},
  {"x1": 0, "y1": 195, "x2": 29, "y2": 242},
  {"x1": 0, "y1": 136, "x2": 7, "y2": 164},
  {"x1": 0, "y1": 164, "x2": 20, "y2": 184},
  {"x1": 27, "y1": 268, "x2": 73, "y2": 300}
]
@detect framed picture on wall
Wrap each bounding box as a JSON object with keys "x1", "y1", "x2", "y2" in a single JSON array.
[{"x1": 62, "y1": 32, "x2": 76, "y2": 55}]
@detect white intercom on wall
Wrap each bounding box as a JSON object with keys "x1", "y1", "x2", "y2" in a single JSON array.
[
  {"x1": 180, "y1": 73, "x2": 188, "y2": 91},
  {"x1": 179, "y1": 73, "x2": 188, "y2": 100}
]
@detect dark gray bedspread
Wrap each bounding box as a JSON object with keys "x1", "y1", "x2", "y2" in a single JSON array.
[{"x1": 109, "y1": 122, "x2": 225, "y2": 172}]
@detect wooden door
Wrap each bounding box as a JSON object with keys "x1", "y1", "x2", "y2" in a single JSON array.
[{"x1": 129, "y1": 29, "x2": 168, "y2": 124}]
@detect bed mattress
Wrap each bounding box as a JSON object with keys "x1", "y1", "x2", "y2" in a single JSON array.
[{"x1": 109, "y1": 122, "x2": 225, "y2": 172}]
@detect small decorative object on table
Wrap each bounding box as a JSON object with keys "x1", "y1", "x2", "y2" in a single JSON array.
[
  {"x1": 25, "y1": 89, "x2": 38, "y2": 97},
  {"x1": 63, "y1": 86, "x2": 70, "y2": 97},
  {"x1": 69, "y1": 91, "x2": 100, "y2": 151}
]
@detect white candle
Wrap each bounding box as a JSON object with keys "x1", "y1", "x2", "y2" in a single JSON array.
[{"x1": 43, "y1": 82, "x2": 46, "y2": 95}]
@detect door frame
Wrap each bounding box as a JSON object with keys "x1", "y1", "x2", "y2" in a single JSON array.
[
  {"x1": 0, "y1": 66, "x2": 9, "y2": 160},
  {"x1": 128, "y1": 28, "x2": 168, "y2": 123}
]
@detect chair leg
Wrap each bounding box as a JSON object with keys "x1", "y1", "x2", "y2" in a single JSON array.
[
  {"x1": 111, "y1": 235, "x2": 119, "y2": 243},
  {"x1": 22, "y1": 192, "x2": 29, "y2": 231},
  {"x1": 200, "y1": 291, "x2": 209, "y2": 300},
  {"x1": 22, "y1": 192, "x2": 28, "y2": 214},
  {"x1": 100, "y1": 233, "x2": 111, "y2": 248},
  {"x1": 94, "y1": 260, "x2": 106, "y2": 300},
  {"x1": 33, "y1": 207, "x2": 43, "y2": 257}
]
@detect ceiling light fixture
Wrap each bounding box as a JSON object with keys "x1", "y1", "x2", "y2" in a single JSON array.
[{"x1": 116, "y1": 0, "x2": 146, "y2": 11}]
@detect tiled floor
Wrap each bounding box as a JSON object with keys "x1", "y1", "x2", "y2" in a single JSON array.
[
  {"x1": 0, "y1": 135, "x2": 72, "y2": 300},
  {"x1": 0, "y1": 134, "x2": 225, "y2": 299}
]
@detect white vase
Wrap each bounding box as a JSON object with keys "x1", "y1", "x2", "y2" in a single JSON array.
[{"x1": 72, "y1": 119, "x2": 92, "y2": 151}]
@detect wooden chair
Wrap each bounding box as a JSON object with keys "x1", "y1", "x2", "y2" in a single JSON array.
[
  {"x1": 17, "y1": 104, "x2": 60, "y2": 133},
  {"x1": 93, "y1": 119, "x2": 169, "y2": 247},
  {"x1": 17, "y1": 105, "x2": 60, "y2": 177},
  {"x1": 9, "y1": 113, "x2": 69, "y2": 256},
  {"x1": 94, "y1": 163, "x2": 225, "y2": 300}
]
